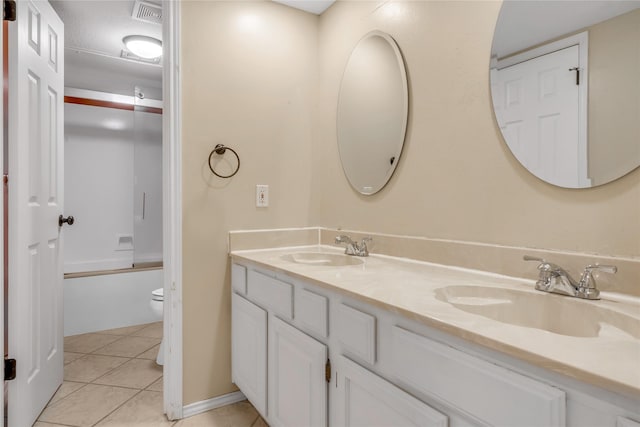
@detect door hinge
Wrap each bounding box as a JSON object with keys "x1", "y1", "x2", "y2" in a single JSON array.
[
  {"x1": 325, "y1": 358, "x2": 331, "y2": 383},
  {"x1": 4, "y1": 358, "x2": 16, "y2": 381},
  {"x1": 3, "y1": 0, "x2": 16, "y2": 21}
]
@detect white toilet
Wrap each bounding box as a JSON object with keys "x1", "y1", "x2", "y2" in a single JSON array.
[{"x1": 150, "y1": 287, "x2": 164, "y2": 365}]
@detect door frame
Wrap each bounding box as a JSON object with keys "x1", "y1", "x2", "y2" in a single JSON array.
[
  {"x1": 0, "y1": 2, "x2": 182, "y2": 422},
  {"x1": 162, "y1": 0, "x2": 183, "y2": 420},
  {"x1": 0, "y1": 17, "x2": 4, "y2": 427}
]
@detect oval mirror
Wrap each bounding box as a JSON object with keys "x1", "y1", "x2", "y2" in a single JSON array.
[
  {"x1": 337, "y1": 30, "x2": 408, "y2": 195},
  {"x1": 490, "y1": 1, "x2": 640, "y2": 188}
]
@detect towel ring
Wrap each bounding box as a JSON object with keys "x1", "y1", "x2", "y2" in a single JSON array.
[{"x1": 208, "y1": 144, "x2": 240, "y2": 178}]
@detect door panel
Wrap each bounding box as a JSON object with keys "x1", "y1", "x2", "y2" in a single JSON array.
[
  {"x1": 8, "y1": 1, "x2": 64, "y2": 426},
  {"x1": 231, "y1": 293, "x2": 267, "y2": 418},
  {"x1": 269, "y1": 315, "x2": 327, "y2": 427},
  {"x1": 495, "y1": 45, "x2": 588, "y2": 187}
]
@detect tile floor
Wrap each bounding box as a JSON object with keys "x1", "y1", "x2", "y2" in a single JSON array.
[{"x1": 35, "y1": 322, "x2": 266, "y2": 427}]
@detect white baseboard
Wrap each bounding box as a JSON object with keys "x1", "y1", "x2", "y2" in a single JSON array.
[{"x1": 181, "y1": 391, "x2": 246, "y2": 419}]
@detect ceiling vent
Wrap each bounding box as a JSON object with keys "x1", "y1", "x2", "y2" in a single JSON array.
[
  {"x1": 131, "y1": 0, "x2": 162, "y2": 25},
  {"x1": 121, "y1": 49, "x2": 161, "y2": 65}
]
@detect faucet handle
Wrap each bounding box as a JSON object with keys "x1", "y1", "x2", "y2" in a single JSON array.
[
  {"x1": 579, "y1": 264, "x2": 617, "y2": 289},
  {"x1": 576, "y1": 264, "x2": 616, "y2": 300},
  {"x1": 524, "y1": 255, "x2": 569, "y2": 291},
  {"x1": 335, "y1": 235, "x2": 357, "y2": 255},
  {"x1": 358, "y1": 237, "x2": 372, "y2": 255},
  {"x1": 523, "y1": 255, "x2": 545, "y2": 263},
  {"x1": 523, "y1": 255, "x2": 561, "y2": 272},
  {"x1": 583, "y1": 264, "x2": 617, "y2": 275},
  {"x1": 335, "y1": 235, "x2": 354, "y2": 244}
]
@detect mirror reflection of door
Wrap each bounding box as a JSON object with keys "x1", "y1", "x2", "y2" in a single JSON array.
[
  {"x1": 493, "y1": 41, "x2": 590, "y2": 188},
  {"x1": 490, "y1": 1, "x2": 640, "y2": 188}
]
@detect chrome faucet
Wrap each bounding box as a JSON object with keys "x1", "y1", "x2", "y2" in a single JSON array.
[
  {"x1": 335, "y1": 235, "x2": 372, "y2": 257},
  {"x1": 524, "y1": 255, "x2": 617, "y2": 300}
]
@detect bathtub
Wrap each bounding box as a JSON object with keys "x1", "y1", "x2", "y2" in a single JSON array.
[{"x1": 64, "y1": 266, "x2": 163, "y2": 336}]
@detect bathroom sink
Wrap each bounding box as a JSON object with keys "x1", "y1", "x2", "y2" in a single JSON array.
[
  {"x1": 435, "y1": 285, "x2": 640, "y2": 339},
  {"x1": 280, "y1": 252, "x2": 364, "y2": 267}
]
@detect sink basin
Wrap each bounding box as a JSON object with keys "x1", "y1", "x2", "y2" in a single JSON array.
[
  {"x1": 280, "y1": 252, "x2": 364, "y2": 267},
  {"x1": 435, "y1": 285, "x2": 640, "y2": 339}
]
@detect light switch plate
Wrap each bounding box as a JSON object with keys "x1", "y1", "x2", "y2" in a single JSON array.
[{"x1": 256, "y1": 185, "x2": 269, "y2": 207}]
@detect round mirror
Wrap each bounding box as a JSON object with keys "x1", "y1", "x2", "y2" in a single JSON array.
[
  {"x1": 337, "y1": 30, "x2": 408, "y2": 195},
  {"x1": 490, "y1": 1, "x2": 640, "y2": 188}
]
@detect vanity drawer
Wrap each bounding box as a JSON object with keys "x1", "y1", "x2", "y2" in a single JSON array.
[
  {"x1": 295, "y1": 288, "x2": 329, "y2": 338},
  {"x1": 247, "y1": 269, "x2": 293, "y2": 320},
  {"x1": 337, "y1": 303, "x2": 376, "y2": 364},
  {"x1": 231, "y1": 263, "x2": 247, "y2": 294},
  {"x1": 391, "y1": 326, "x2": 566, "y2": 426}
]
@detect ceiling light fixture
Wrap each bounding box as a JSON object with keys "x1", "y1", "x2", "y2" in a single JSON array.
[{"x1": 123, "y1": 35, "x2": 162, "y2": 59}]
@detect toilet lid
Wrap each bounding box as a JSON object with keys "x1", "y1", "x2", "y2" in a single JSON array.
[{"x1": 152, "y1": 288, "x2": 164, "y2": 299}]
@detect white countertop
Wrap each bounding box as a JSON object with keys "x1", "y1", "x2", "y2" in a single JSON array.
[{"x1": 230, "y1": 245, "x2": 640, "y2": 399}]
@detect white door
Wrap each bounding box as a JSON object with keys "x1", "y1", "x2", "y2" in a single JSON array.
[
  {"x1": 231, "y1": 293, "x2": 268, "y2": 418},
  {"x1": 333, "y1": 356, "x2": 447, "y2": 427},
  {"x1": 268, "y1": 316, "x2": 327, "y2": 427},
  {"x1": 7, "y1": 1, "x2": 64, "y2": 426},
  {"x1": 0, "y1": 14, "x2": 4, "y2": 427},
  {"x1": 494, "y1": 45, "x2": 589, "y2": 188}
]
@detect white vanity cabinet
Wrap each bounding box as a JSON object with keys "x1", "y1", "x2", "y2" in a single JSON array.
[
  {"x1": 232, "y1": 263, "x2": 442, "y2": 427},
  {"x1": 232, "y1": 264, "x2": 329, "y2": 426},
  {"x1": 231, "y1": 261, "x2": 640, "y2": 427}
]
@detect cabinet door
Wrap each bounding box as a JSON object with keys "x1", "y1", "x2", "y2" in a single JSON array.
[
  {"x1": 391, "y1": 326, "x2": 565, "y2": 426},
  {"x1": 269, "y1": 316, "x2": 327, "y2": 427},
  {"x1": 232, "y1": 293, "x2": 267, "y2": 418},
  {"x1": 334, "y1": 356, "x2": 448, "y2": 427}
]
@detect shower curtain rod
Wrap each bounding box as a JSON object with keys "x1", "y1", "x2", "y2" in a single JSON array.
[{"x1": 64, "y1": 87, "x2": 163, "y2": 114}]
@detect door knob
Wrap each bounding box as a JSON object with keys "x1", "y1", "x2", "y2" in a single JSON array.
[{"x1": 58, "y1": 215, "x2": 74, "y2": 227}]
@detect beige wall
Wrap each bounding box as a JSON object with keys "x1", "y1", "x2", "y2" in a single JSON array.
[
  {"x1": 313, "y1": 0, "x2": 640, "y2": 257},
  {"x1": 588, "y1": 9, "x2": 640, "y2": 186},
  {"x1": 180, "y1": 0, "x2": 640, "y2": 405},
  {"x1": 180, "y1": 1, "x2": 318, "y2": 404}
]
